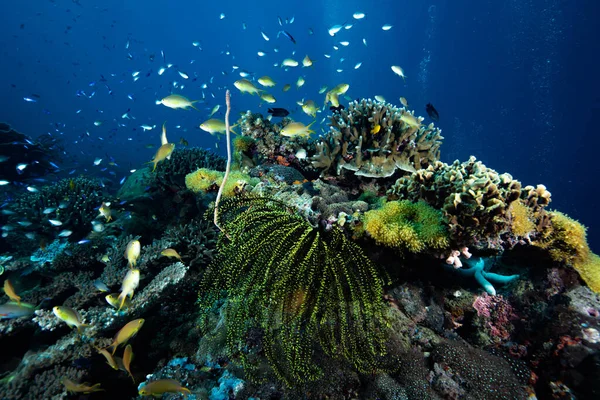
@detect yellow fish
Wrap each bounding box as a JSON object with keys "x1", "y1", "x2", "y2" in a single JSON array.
[
  {"x1": 117, "y1": 269, "x2": 140, "y2": 311},
  {"x1": 138, "y1": 379, "x2": 191, "y2": 397},
  {"x1": 257, "y1": 76, "x2": 276, "y2": 87},
  {"x1": 329, "y1": 83, "x2": 350, "y2": 95},
  {"x1": 161, "y1": 248, "x2": 182, "y2": 260},
  {"x1": 260, "y1": 93, "x2": 277, "y2": 103},
  {"x1": 281, "y1": 58, "x2": 299, "y2": 67},
  {"x1": 208, "y1": 104, "x2": 220, "y2": 118},
  {"x1": 150, "y1": 143, "x2": 175, "y2": 172},
  {"x1": 94, "y1": 345, "x2": 119, "y2": 370},
  {"x1": 160, "y1": 94, "x2": 199, "y2": 111},
  {"x1": 107, "y1": 318, "x2": 145, "y2": 355},
  {"x1": 124, "y1": 239, "x2": 141, "y2": 268},
  {"x1": 325, "y1": 92, "x2": 340, "y2": 107},
  {"x1": 375, "y1": 95, "x2": 386, "y2": 102},
  {"x1": 106, "y1": 293, "x2": 131, "y2": 310},
  {"x1": 3, "y1": 279, "x2": 20, "y2": 305},
  {"x1": 301, "y1": 100, "x2": 317, "y2": 117},
  {"x1": 400, "y1": 113, "x2": 422, "y2": 129},
  {"x1": 399, "y1": 97, "x2": 408, "y2": 107},
  {"x1": 199, "y1": 119, "x2": 238, "y2": 136},
  {"x1": 52, "y1": 306, "x2": 88, "y2": 333},
  {"x1": 233, "y1": 79, "x2": 263, "y2": 95},
  {"x1": 371, "y1": 124, "x2": 381, "y2": 134},
  {"x1": 282, "y1": 84, "x2": 291, "y2": 92},
  {"x1": 280, "y1": 121, "x2": 315, "y2": 138},
  {"x1": 302, "y1": 55, "x2": 313, "y2": 67},
  {"x1": 296, "y1": 76, "x2": 305, "y2": 89},
  {"x1": 98, "y1": 202, "x2": 112, "y2": 222},
  {"x1": 62, "y1": 378, "x2": 104, "y2": 394},
  {"x1": 391, "y1": 65, "x2": 406, "y2": 82},
  {"x1": 123, "y1": 344, "x2": 135, "y2": 383}
]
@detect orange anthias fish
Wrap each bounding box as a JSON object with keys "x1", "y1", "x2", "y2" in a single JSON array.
[
  {"x1": 62, "y1": 378, "x2": 104, "y2": 394},
  {"x1": 3, "y1": 279, "x2": 21, "y2": 305},
  {"x1": 123, "y1": 344, "x2": 135, "y2": 383},
  {"x1": 150, "y1": 143, "x2": 175, "y2": 171},
  {"x1": 108, "y1": 318, "x2": 145, "y2": 355}
]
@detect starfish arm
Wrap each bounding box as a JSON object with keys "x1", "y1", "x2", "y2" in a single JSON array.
[
  {"x1": 475, "y1": 269, "x2": 497, "y2": 296},
  {"x1": 483, "y1": 272, "x2": 520, "y2": 284}
]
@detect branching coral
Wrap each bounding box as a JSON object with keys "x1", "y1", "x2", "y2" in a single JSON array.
[
  {"x1": 311, "y1": 99, "x2": 443, "y2": 179},
  {"x1": 361, "y1": 200, "x2": 449, "y2": 254},
  {"x1": 5, "y1": 177, "x2": 108, "y2": 252},
  {"x1": 198, "y1": 196, "x2": 388, "y2": 386},
  {"x1": 163, "y1": 218, "x2": 217, "y2": 267}
]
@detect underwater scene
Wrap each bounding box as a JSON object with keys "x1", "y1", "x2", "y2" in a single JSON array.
[{"x1": 1, "y1": 0, "x2": 599, "y2": 399}]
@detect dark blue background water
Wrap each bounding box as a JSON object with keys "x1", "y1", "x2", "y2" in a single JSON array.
[{"x1": 1, "y1": 0, "x2": 598, "y2": 250}]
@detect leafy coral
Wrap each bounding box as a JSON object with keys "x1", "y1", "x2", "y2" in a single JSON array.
[
  {"x1": 198, "y1": 196, "x2": 388, "y2": 386},
  {"x1": 361, "y1": 200, "x2": 449, "y2": 254},
  {"x1": 387, "y1": 156, "x2": 551, "y2": 248}
]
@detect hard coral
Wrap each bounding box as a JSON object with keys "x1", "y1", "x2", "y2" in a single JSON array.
[
  {"x1": 6, "y1": 176, "x2": 107, "y2": 253},
  {"x1": 431, "y1": 339, "x2": 528, "y2": 399},
  {"x1": 361, "y1": 200, "x2": 449, "y2": 254},
  {"x1": 311, "y1": 99, "x2": 443, "y2": 178},
  {"x1": 388, "y1": 156, "x2": 551, "y2": 249}
]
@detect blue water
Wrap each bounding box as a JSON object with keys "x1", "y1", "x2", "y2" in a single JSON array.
[{"x1": 0, "y1": 0, "x2": 598, "y2": 248}]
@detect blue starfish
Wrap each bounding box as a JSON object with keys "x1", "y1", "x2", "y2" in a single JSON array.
[{"x1": 446, "y1": 257, "x2": 519, "y2": 295}]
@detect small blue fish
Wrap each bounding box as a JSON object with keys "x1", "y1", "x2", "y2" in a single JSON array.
[{"x1": 93, "y1": 279, "x2": 110, "y2": 292}]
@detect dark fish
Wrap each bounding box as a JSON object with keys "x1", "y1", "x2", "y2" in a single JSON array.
[
  {"x1": 279, "y1": 30, "x2": 296, "y2": 44},
  {"x1": 425, "y1": 103, "x2": 439, "y2": 122},
  {"x1": 329, "y1": 104, "x2": 345, "y2": 112},
  {"x1": 268, "y1": 107, "x2": 289, "y2": 117}
]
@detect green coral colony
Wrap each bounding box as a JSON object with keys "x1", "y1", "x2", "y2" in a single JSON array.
[{"x1": 0, "y1": 95, "x2": 599, "y2": 399}]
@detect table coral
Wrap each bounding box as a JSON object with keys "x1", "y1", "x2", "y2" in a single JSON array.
[{"x1": 311, "y1": 99, "x2": 443, "y2": 179}]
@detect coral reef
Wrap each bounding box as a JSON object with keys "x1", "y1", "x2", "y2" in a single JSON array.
[
  {"x1": 1, "y1": 95, "x2": 600, "y2": 400},
  {"x1": 311, "y1": 99, "x2": 443, "y2": 178},
  {"x1": 431, "y1": 339, "x2": 528, "y2": 399}
]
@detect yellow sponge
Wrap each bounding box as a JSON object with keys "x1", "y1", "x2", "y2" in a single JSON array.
[{"x1": 185, "y1": 168, "x2": 255, "y2": 197}]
